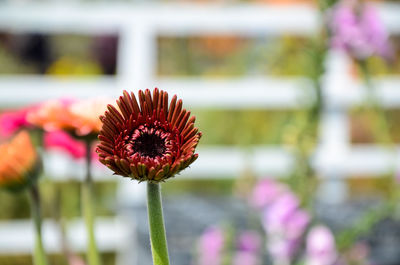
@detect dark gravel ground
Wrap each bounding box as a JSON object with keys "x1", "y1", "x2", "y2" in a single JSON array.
[{"x1": 127, "y1": 195, "x2": 400, "y2": 265}]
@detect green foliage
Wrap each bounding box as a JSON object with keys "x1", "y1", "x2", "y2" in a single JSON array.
[
  {"x1": 0, "y1": 253, "x2": 116, "y2": 265},
  {"x1": 157, "y1": 36, "x2": 314, "y2": 77},
  {"x1": 163, "y1": 179, "x2": 235, "y2": 195},
  {"x1": 194, "y1": 109, "x2": 309, "y2": 146},
  {"x1": 350, "y1": 108, "x2": 400, "y2": 144},
  {"x1": 0, "y1": 180, "x2": 117, "y2": 220}
]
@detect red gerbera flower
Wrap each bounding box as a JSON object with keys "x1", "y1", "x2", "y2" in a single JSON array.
[{"x1": 96, "y1": 88, "x2": 202, "y2": 182}]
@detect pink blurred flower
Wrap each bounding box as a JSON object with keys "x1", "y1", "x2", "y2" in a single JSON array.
[
  {"x1": 267, "y1": 237, "x2": 300, "y2": 265},
  {"x1": 233, "y1": 251, "x2": 260, "y2": 265},
  {"x1": 250, "y1": 179, "x2": 286, "y2": 209},
  {"x1": 330, "y1": 0, "x2": 393, "y2": 61},
  {"x1": 306, "y1": 226, "x2": 337, "y2": 265},
  {"x1": 285, "y1": 209, "x2": 310, "y2": 239},
  {"x1": 0, "y1": 107, "x2": 33, "y2": 138},
  {"x1": 253, "y1": 180, "x2": 310, "y2": 265},
  {"x1": 44, "y1": 131, "x2": 85, "y2": 159},
  {"x1": 233, "y1": 231, "x2": 262, "y2": 265},
  {"x1": 267, "y1": 237, "x2": 299, "y2": 265},
  {"x1": 238, "y1": 230, "x2": 262, "y2": 252},
  {"x1": 197, "y1": 226, "x2": 225, "y2": 265},
  {"x1": 265, "y1": 208, "x2": 310, "y2": 264},
  {"x1": 263, "y1": 192, "x2": 299, "y2": 234}
]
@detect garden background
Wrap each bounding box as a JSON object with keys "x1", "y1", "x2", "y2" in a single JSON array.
[{"x1": 0, "y1": 0, "x2": 400, "y2": 264}]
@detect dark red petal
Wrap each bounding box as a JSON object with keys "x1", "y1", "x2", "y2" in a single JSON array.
[
  {"x1": 117, "y1": 96, "x2": 131, "y2": 120},
  {"x1": 107, "y1": 105, "x2": 125, "y2": 125},
  {"x1": 145, "y1": 89, "x2": 153, "y2": 113},
  {"x1": 138, "y1": 90, "x2": 146, "y2": 114},
  {"x1": 177, "y1": 111, "x2": 191, "y2": 132},
  {"x1": 128, "y1": 91, "x2": 141, "y2": 117},
  {"x1": 167, "y1": 95, "x2": 177, "y2": 122},
  {"x1": 162, "y1": 92, "x2": 169, "y2": 115},
  {"x1": 170, "y1": 99, "x2": 183, "y2": 125}
]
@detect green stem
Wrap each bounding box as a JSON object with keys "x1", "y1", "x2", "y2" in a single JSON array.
[
  {"x1": 359, "y1": 60, "x2": 392, "y2": 146},
  {"x1": 29, "y1": 184, "x2": 49, "y2": 265},
  {"x1": 147, "y1": 183, "x2": 170, "y2": 265},
  {"x1": 359, "y1": 60, "x2": 397, "y2": 199},
  {"x1": 82, "y1": 141, "x2": 101, "y2": 265},
  {"x1": 336, "y1": 60, "x2": 399, "y2": 251},
  {"x1": 337, "y1": 202, "x2": 394, "y2": 251}
]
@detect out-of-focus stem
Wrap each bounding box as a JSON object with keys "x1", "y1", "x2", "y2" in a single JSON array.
[
  {"x1": 29, "y1": 184, "x2": 49, "y2": 265},
  {"x1": 336, "y1": 60, "x2": 398, "y2": 251},
  {"x1": 359, "y1": 60, "x2": 397, "y2": 199},
  {"x1": 82, "y1": 140, "x2": 101, "y2": 265},
  {"x1": 359, "y1": 60, "x2": 393, "y2": 147},
  {"x1": 53, "y1": 185, "x2": 86, "y2": 265}
]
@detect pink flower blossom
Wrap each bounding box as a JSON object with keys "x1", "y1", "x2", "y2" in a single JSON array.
[
  {"x1": 330, "y1": 0, "x2": 393, "y2": 60},
  {"x1": 44, "y1": 131, "x2": 85, "y2": 159},
  {"x1": 233, "y1": 231, "x2": 262, "y2": 265},
  {"x1": 306, "y1": 226, "x2": 337, "y2": 265},
  {"x1": 252, "y1": 179, "x2": 311, "y2": 265},
  {"x1": 197, "y1": 227, "x2": 225, "y2": 265},
  {"x1": 237, "y1": 230, "x2": 262, "y2": 252},
  {"x1": 250, "y1": 179, "x2": 286, "y2": 209},
  {"x1": 267, "y1": 237, "x2": 299, "y2": 265},
  {"x1": 0, "y1": 107, "x2": 33, "y2": 138},
  {"x1": 263, "y1": 192, "x2": 299, "y2": 234},
  {"x1": 285, "y1": 209, "x2": 310, "y2": 239},
  {"x1": 233, "y1": 251, "x2": 260, "y2": 265}
]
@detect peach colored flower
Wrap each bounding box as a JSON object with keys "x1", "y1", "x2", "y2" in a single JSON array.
[
  {"x1": 69, "y1": 98, "x2": 109, "y2": 136},
  {"x1": 28, "y1": 98, "x2": 110, "y2": 138},
  {"x1": 0, "y1": 131, "x2": 39, "y2": 190},
  {"x1": 27, "y1": 99, "x2": 76, "y2": 132}
]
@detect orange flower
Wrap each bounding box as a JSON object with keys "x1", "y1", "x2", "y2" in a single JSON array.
[
  {"x1": 192, "y1": 35, "x2": 244, "y2": 57},
  {"x1": 27, "y1": 99, "x2": 76, "y2": 132},
  {"x1": 69, "y1": 98, "x2": 109, "y2": 136},
  {"x1": 0, "y1": 131, "x2": 39, "y2": 190},
  {"x1": 28, "y1": 98, "x2": 109, "y2": 138}
]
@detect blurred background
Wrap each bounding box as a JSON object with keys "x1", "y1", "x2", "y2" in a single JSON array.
[{"x1": 0, "y1": 0, "x2": 400, "y2": 265}]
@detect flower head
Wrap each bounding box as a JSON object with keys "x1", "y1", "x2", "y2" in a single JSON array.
[
  {"x1": 44, "y1": 131, "x2": 86, "y2": 159},
  {"x1": 250, "y1": 179, "x2": 286, "y2": 209},
  {"x1": 96, "y1": 88, "x2": 202, "y2": 182},
  {"x1": 253, "y1": 179, "x2": 310, "y2": 265},
  {"x1": 268, "y1": 237, "x2": 299, "y2": 264},
  {"x1": 237, "y1": 231, "x2": 262, "y2": 253},
  {"x1": 197, "y1": 226, "x2": 225, "y2": 265},
  {"x1": 330, "y1": 0, "x2": 393, "y2": 61},
  {"x1": 233, "y1": 252, "x2": 260, "y2": 265},
  {"x1": 285, "y1": 209, "x2": 310, "y2": 239},
  {"x1": 0, "y1": 107, "x2": 35, "y2": 138},
  {"x1": 27, "y1": 99, "x2": 76, "y2": 132},
  {"x1": 263, "y1": 192, "x2": 299, "y2": 234},
  {"x1": 306, "y1": 226, "x2": 337, "y2": 265},
  {"x1": 28, "y1": 98, "x2": 109, "y2": 138},
  {"x1": 0, "y1": 131, "x2": 39, "y2": 191},
  {"x1": 69, "y1": 98, "x2": 109, "y2": 136}
]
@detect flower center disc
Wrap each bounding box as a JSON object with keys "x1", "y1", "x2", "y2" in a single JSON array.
[{"x1": 131, "y1": 133, "x2": 167, "y2": 158}]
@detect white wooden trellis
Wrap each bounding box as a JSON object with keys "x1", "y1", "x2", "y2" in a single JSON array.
[{"x1": 0, "y1": 2, "x2": 399, "y2": 264}]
